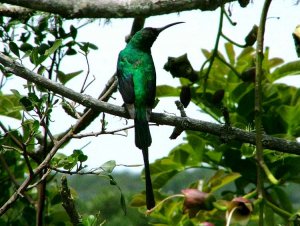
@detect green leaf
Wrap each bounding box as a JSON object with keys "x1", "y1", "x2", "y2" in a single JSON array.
[
  {"x1": 10, "y1": 89, "x2": 21, "y2": 98},
  {"x1": 82, "y1": 215, "x2": 97, "y2": 226},
  {"x1": 205, "y1": 150, "x2": 222, "y2": 163},
  {"x1": 156, "y1": 85, "x2": 180, "y2": 97},
  {"x1": 130, "y1": 193, "x2": 145, "y2": 207},
  {"x1": 169, "y1": 143, "x2": 193, "y2": 166},
  {"x1": 0, "y1": 94, "x2": 22, "y2": 119},
  {"x1": 79, "y1": 42, "x2": 98, "y2": 54},
  {"x1": 264, "y1": 204, "x2": 275, "y2": 225},
  {"x1": 19, "y1": 96, "x2": 34, "y2": 111},
  {"x1": 100, "y1": 160, "x2": 116, "y2": 173},
  {"x1": 186, "y1": 134, "x2": 205, "y2": 164},
  {"x1": 203, "y1": 170, "x2": 241, "y2": 193},
  {"x1": 152, "y1": 169, "x2": 179, "y2": 189},
  {"x1": 78, "y1": 153, "x2": 88, "y2": 162},
  {"x1": 19, "y1": 43, "x2": 33, "y2": 52},
  {"x1": 273, "y1": 187, "x2": 293, "y2": 212},
  {"x1": 66, "y1": 48, "x2": 77, "y2": 55},
  {"x1": 29, "y1": 48, "x2": 39, "y2": 65},
  {"x1": 201, "y1": 48, "x2": 212, "y2": 59},
  {"x1": 37, "y1": 65, "x2": 46, "y2": 75},
  {"x1": 87, "y1": 43, "x2": 98, "y2": 50},
  {"x1": 277, "y1": 104, "x2": 300, "y2": 137},
  {"x1": 36, "y1": 39, "x2": 62, "y2": 65},
  {"x1": 9, "y1": 41, "x2": 20, "y2": 57},
  {"x1": 70, "y1": 25, "x2": 77, "y2": 39},
  {"x1": 57, "y1": 70, "x2": 83, "y2": 85},
  {"x1": 271, "y1": 60, "x2": 300, "y2": 82},
  {"x1": 22, "y1": 120, "x2": 40, "y2": 144},
  {"x1": 225, "y1": 42, "x2": 235, "y2": 65},
  {"x1": 120, "y1": 193, "x2": 127, "y2": 215}
]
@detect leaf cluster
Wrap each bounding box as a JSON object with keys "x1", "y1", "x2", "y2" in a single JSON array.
[{"x1": 146, "y1": 43, "x2": 300, "y2": 225}]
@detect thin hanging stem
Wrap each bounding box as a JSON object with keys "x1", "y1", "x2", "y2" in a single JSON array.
[
  {"x1": 255, "y1": 0, "x2": 273, "y2": 225},
  {"x1": 202, "y1": 5, "x2": 224, "y2": 93}
]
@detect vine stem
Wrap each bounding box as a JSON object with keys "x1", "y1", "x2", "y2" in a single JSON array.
[
  {"x1": 255, "y1": 0, "x2": 273, "y2": 225},
  {"x1": 146, "y1": 194, "x2": 184, "y2": 215},
  {"x1": 202, "y1": 5, "x2": 224, "y2": 93}
]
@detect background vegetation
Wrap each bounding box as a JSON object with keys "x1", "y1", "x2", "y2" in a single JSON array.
[{"x1": 0, "y1": 0, "x2": 300, "y2": 225}]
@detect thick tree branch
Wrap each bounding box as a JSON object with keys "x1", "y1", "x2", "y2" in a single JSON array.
[
  {"x1": 0, "y1": 52, "x2": 299, "y2": 155},
  {"x1": 0, "y1": 4, "x2": 33, "y2": 18},
  {"x1": 0, "y1": 0, "x2": 237, "y2": 19}
]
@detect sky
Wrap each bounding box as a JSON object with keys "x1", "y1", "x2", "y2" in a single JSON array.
[{"x1": 2, "y1": 1, "x2": 300, "y2": 172}]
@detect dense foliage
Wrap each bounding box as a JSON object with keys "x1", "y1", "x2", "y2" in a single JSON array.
[{"x1": 0, "y1": 2, "x2": 300, "y2": 226}]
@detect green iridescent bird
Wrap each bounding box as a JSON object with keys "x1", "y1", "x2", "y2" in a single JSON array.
[{"x1": 117, "y1": 22, "x2": 184, "y2": 209}]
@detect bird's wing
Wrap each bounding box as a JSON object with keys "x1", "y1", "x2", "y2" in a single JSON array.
[{"x1": 117, "y1": 52, "x2": 135, "y2": 104}]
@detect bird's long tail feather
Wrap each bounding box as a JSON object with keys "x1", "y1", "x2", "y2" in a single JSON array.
[
  {"x1": 134, "y1": 110, "x2": 155, "y2": 209},
  {"x1": 134, "y1": 117, "x2": 151, "y2": 150},
  {"x1": 141, "y1": 148, "x2": 155, "y2": 209}
]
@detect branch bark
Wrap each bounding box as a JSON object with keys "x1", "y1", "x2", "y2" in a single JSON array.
[
  {"x1": 0, "y1": 4, "x2": 33, "y2": 18},
  {"x1": 0, "y1": 0, "x2": 237, "y2": 18},
  {"x1": 0, "y1": 52, "x2": 299, "y2": 155},
  {"x1": 60, "y1": 176, "x2": 82, "y2": 226}
]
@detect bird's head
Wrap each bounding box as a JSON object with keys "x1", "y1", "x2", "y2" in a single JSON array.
[{"x1": 129, "y1": 22, "x2": 184, "y2": 50}]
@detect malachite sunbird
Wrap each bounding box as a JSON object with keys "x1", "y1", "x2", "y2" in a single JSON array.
[{"x1": 117, "y1": 22, "x2": 184, "y2": 209}]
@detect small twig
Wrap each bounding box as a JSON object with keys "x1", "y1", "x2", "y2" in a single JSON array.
[
  {"x1": 101, "y1": 113, "x2": 106, "y2": 132},
  {"x1": 169, "y1": 101, "x2": 187, "y2": 139},
  {"x1": 72, "y1": 125, "x2": 135, "y2": 138},
  {"x1": 221, "y1": 32, "x2": 246, "y2": 48},
  {"x1": 26, "y1": 169, "x2": 52, "y2": 190},
  {"x1": 80, "y1": 53, "x2": 95, "y2": 93}
]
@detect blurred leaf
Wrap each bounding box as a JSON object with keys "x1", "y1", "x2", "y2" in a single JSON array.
[
  {"x1": 264, "y1": 204, "x2": 275, "y2": 225},
  {"x1": 277, "y1": 104, "x2": 300, "y2": 137},
  {"x1": 36, "y1": 39, "x2": 62, "y2": 65},
  {"x1": 169, "y1": 143, "x2": 193, "y2": 166},
  {"x1": 101, "y1": 160, "x2": 116, "y2": 173},
  {"x1": 78, "y1": 153, "x2": 88, "y2": 162},
  {"x1": 37, "y1": 65, "x2": 46, "y2": 75},
  {"x1": 201, "y1": 48, "x2": 212, "y2": 59},
  {"x1": 152, "y1": 169, "x2": 179, "y2": 189},
  {"x1": 19, "y1": 43, "x2": 33, "y2": 52},
  {"x1": 156, "y1": 85, "x2": 180, "y2": 97},
  {"x1": 225, "y1": 42, "x2": 235, "y2": 65},
  {"x1": 79, "y1": 42, "x2": 98, "y2": 54},
  {"x1": 273, "y1": 187, "x2": 293, "y2": 213},
  {"x1": 267, "y1": 57, "x2": 284, "y2": 69},
  {"x1": 22, "y1": 120, "x2": 39, "y2": 151},
  {"x1": 205, "y1": 150, "x2": 222, "y2": 163},
  {"x1": 203, "y1": 170, "x2": 241, "y2": 193},
  {"x1": 70, "y1": 25, "x2": 77, "y2": 39},
  {"x1": 0, "y1": 94, "x2": 22, "y2": 119},
  {"x1": 9, "y1": 41, "x2": 20, "y2": 57},
  {"x1": 30, "y1": 48, "x2": 39, "y2": 65},
  {"x1": 120, "y1": 192, "x2": 127, "y2": 215},
  {"x1": 130, "y1": 193, "x2": 146, "y2": 207},
  {"x1": 271, "y1": 60, "x2": 300, "y2": 82},
  {"x1": 66, "y1": 48, "x2": 77, "y2": 55},
  {"x1": 57, "y1": 70, "x2": 83, "y2": 85}
]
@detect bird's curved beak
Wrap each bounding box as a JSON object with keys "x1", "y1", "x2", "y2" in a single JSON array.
[{"x1": 157, "y1": 22, "x2": 185, "y2": 33}]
